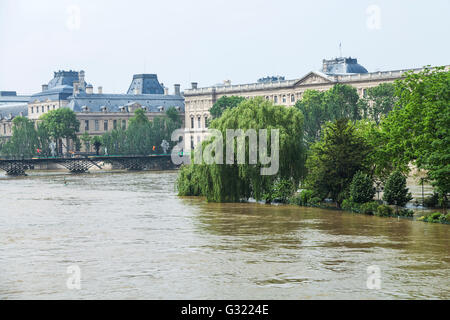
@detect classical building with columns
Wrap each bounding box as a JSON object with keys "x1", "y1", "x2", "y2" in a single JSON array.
[{"x1": 183, "y1": 57, "x2": 438, "y2": 150}]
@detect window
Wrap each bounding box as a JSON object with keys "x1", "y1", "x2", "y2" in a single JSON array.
[
  {"x1": 95, "y1": 120, "x2": 99, "y2": 131},
  {"x1": 41, "y1": 106, "x2": 44, "y2": 112},
  {"x1": 3, "y1": 124, "x2": 5, "y2": 134},
  {"x1": 282, "y1": 95, "x2": 286, "y2": 103},
  {"x1": 204, "y1": 116, "x2": 208, "y2": 128},
  {"x1": 197, "y1": 136, "x2": 200, "y2": 143},
  {"x1": 198, "y1": 116, "x2": 201, "y2": 128},
  {"x1": 31, "y1": 107, "x2": 34, "y2": 113},
  {"x1": 274, "y1": 96, "x2": 278, "y2": 103},
  {"x1": 53, "y1": 105, "x2": 56, "y2": 110},
  {"x1": 191, "y1": 117, "x2": 194, "y2": 129},
  {"x1": 84, "y1": 120, "x2": 89, "y2": 131},
  {"x1": 47, "y1": 106, "x2": 50, "y2": 111},
  {"x1": 104, "y1": 120, "x2": 108, "y2": 131},
  {"x1": 291, "y1": 94, "x2": 295, "y2": 103},
  {"x1": 190, "y1": 136, "x2": 194, "y2": 150},
  {"x1": 113, "y1": 120, "x2": 117, "y2": 129},
  {"x1": 122, "y1": 120, "x2": 126, "y2": 130}
]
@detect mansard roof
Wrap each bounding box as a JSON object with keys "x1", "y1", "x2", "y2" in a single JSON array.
[
  {"x1": 65, "y1": 93, "x2": 184, "y2": 113},
  {"x1": 127, "y1": 74, "x2": 164, "y2": 95},
  {"x1": 0, "y1": 103, "x2": 28, "y2": 119}
]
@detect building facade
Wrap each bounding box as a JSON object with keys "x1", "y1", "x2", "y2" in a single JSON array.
[
  {"x1": 23, "y1": 70, "x2": 185, "y2": 152},
  {"x1": 183, "y1": 57, "x2": 439, "y2": 150},
  {"x1": 0, "y1": 91, "x2": 30, "y2": 140}
]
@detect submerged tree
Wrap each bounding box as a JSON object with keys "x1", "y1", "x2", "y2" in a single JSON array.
[
  {"x1": 177, "y1": 97, "x2": 306, "y2": 203},
  {"x1": 383, "y1": 171, "x2": 412, "y2": 212}
]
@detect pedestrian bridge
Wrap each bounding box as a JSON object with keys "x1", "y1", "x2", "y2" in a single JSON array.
[{"x1": 0, "y1": 154, "x2": 182, "y2": 176}]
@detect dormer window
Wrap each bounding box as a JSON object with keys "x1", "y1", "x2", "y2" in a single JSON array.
[
  {"x1": 141, "y1": 106, "x2": 147, "y2": 111},
  {"x1": 100, "y1": 106, "x2": 108, "y2": 113},
  {"x1": 158, "y1": 106, "x2": 164, "y2": 112},
  {"x1": 81, "y1": 106, "x2": 89, "y2": 113}
]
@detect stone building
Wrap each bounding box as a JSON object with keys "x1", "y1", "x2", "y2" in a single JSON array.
[
  {"x1": 25, "y1": 70, "x2": 184, "y2": 152},
  {"x1": 183, "y1": 57, "x2": 440, "y2": 150},
  {"x1": 0, "y1": 91, "x2": 30, "y2": 140}
]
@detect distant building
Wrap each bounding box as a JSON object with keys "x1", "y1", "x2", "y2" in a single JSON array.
[
  {"x1": 0, "y1": 91, "x2": 30, "y2": 139},
  {"x1": 183, "y1": 57, "x2": 446, "y2": 150},
  {"x1": 23, "y1": 70, "x2": 185, "y2": 151}
]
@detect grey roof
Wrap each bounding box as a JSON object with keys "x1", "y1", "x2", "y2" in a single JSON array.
[
  {"x1": 127, "y1": 74, "x2": 164, "y2": 95},
  {"x1": 30, "y1": 85, "x2": 74, "y2": 102},
  {"x1": 322, "y1": 57, "x2": 368, "y2": 75},
  {"x1": 0, "y1": 91, "x2": 31, "y2": 104},
  {"x1": 0, "y1": 103, "x2": 28, "y2": 120},
  {"x1": 65, "y1": 93, "x2": 184, "y2": 113},
  {"x1": 47, "y1": 71, "x2": 79, "y2": 89}
]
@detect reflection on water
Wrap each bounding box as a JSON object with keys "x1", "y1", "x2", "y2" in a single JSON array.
[{"x1": 0, "y1": 171, "x2": 449, "y2": 299}]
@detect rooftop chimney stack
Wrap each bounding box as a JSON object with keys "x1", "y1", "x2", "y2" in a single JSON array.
[
  {"x1": 42, "y1": 84, "x2": 48, "y2": 92},
  {"x1": 73, "y1": 81, "x2": 80, "y2": 96},
  {"x1": 134, "y1": 87, "x2": 140, "y2": 95},
  {"x1": 164, "y1": 87, "x2": 169, "y2": 95},
  {"x1": 78, "y1": 70, "x2": 86, "y2": 90},
  {"x1": 174, "y1": 84, "x2": 181, "y2": 96},
  {"x1": 98, "y1": 86, "x2": 103, "y2": 94},
  {"x1": 191, "y1": 82, "x2": 198, "y2": 90},
  {"x1": 86, "y1": 84, "x2": 93, "y2": 94}
]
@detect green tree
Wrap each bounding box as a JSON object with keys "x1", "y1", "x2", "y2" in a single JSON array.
[
  {"x1": 126, "y1": 108, "x2": 153, "y2": 155},
  {"x1": 40, "y1": 108, "x2": 80, "y2": 155},
  {"x1": 295, "y1": 84, "x2": 363, "y2": 146},
  {"x1": 383, "y1": 171, "x2": 412, "y2": 211},
  {"x1": 80, "y1": 132, "x2": 91, "y2": 153},
  {"x1": 349, "y1": 171, "x2": 375, "y2": 204},
  {"x1": 91, "y1": 136, "x2": 102, "y2": 155},
  {"x1": 209, "y1": 96, "x2": 246, "y2": 119},
  {"x1": 1, "y1": 116, "x2": 39, "y2": 158},
  {"x1": 306, "y1": 119, "x2": 372, "y2": 207},
  {"x1": 177, "y1": 97, "x2": 306, "y2": 203},
  {"x1": 382, "y1": 66, "x2": 449, "y2": 211},
  {"x1": 364, "y1": 83, "x2": 396, "y2": 124}
]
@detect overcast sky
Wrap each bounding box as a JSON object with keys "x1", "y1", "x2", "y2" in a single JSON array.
[{"x1": 1, "y1": 0, "x2": 449, "y2": 95}]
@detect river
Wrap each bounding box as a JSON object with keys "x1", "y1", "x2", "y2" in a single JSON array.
[{"x1": 0, "y1": 171, "x2": 448, "y2": 299}]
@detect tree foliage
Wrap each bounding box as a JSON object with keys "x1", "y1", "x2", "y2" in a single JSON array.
[
  {"x1": 295, "y1": 84, "x2": 362, "y2": 146},
  {"x1": 382, "y1": 67, "x2": 450, "y2": 208},
  {"x1": 177, "y1": 97, "x2": 306, "y2": 203},
  {"x1": 209, "y1": 96, "x2": 246, "y2": 119},
  {"x1": 40, "y1": 108, "x2": 80, "y2": 154},
  {"x1": 306, "y1": 119, "x2": 372, "y2": 207},
  {"x1": 383, "y1": 171, "x2": 412, "y2": 209},
  {"x1": 349, "y1": 171, "x2": 375, "y2": 204},
  {"x1": 1, "y1": 117, "x2": 39, "y2": 158}
]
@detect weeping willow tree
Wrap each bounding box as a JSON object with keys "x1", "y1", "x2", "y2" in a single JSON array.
[{"x1": 177, "y1": 97, "x2": 306, "y2": 203}]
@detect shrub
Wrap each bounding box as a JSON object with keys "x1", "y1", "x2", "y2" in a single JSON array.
[
  {"x1": 423, "y1": 193, "x2": 440, "y2": 208},
  {"x1": 398, "y1": 208, "x2": 414, "y2": 217},
  {"x1": 341, "y1": 199, "x2": 355, "y2": 211},
  {"x1": 300, "y1": 189, "x2": 315, "y2": 205},
  {"x1": 383, "y1": 171, "x2": 412, "y2": 209},
  {"x1": 421, "y1": 212, "x2": 449, "y2": 223},
  {"x1": 360, "y1": 201, "x2": 379, "y2": 215},
  {"x1": 376, "y1": 204, "x2": 393, "y2": 217},
  {"x1": 309, "y1": 197, "x2": 321, "y2": 205},
  {"x1": 350, "y1": 171, "x2": 375, "y2": 204}
]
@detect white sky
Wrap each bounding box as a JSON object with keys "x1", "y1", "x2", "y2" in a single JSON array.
[{"x1": 0, "y1": 0, "x2": 449, "y2": 95}]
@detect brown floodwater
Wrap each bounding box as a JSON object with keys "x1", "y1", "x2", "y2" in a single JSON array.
[{"x1": 0, "y1": 170, "x2": 448, "y2": 299}]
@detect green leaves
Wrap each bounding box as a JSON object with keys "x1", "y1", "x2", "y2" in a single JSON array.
[{"x1": 210, "y1": 96, "x2": 246, "y2": 119}]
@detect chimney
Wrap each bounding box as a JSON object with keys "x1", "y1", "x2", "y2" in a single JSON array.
[
  {"x1": 98, "y1": 86, "x2": 103, "y2": 94},
  {"x1": 164, "y1": 87, "x2": 169, "y2": 95},
  {"x1": 73, "y1": 81, "x2": 80, "y2": 96},
  {"x1": 86, "y1": 84, "x2": 93, "y2": 94},
  {"x1": 191, "y1": 82, "x2": 198, "y2": 90},
  {"x1": 78, "y1": 70, "x2": 86, "y2": 90},
  {"x1": 174, "y1": 84, "x2": 181, "y2": 96},
  {"x1": 223, "y1": 80, "x2": 231, "y2": 86},
  {"x1": 42, "y1": 84, "x2": 48, "y2": 92},
  {"x1": 134, "y1": 87, "x2": 140, "y2": 95}
]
